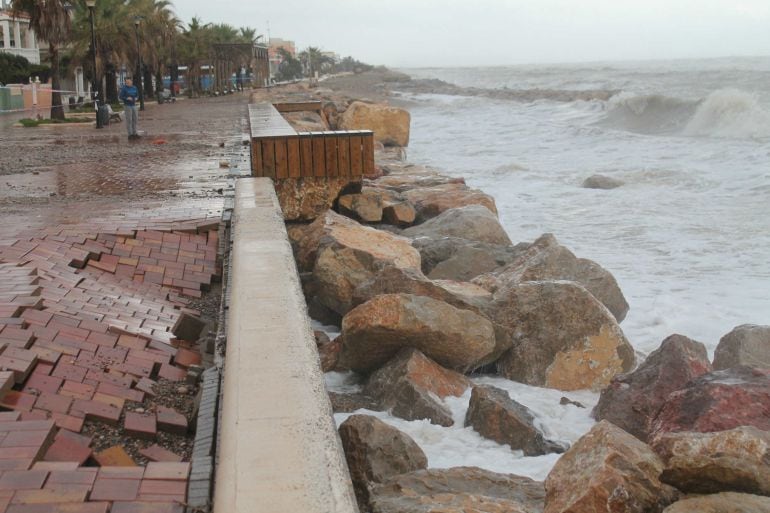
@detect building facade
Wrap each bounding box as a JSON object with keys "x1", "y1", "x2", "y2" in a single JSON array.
[
  {"x1": 0, "y1": 9, "x2": 40, "y2": 65},
  {"x1": 268, "y1": 37, "x2": 295, "y2": 77}
]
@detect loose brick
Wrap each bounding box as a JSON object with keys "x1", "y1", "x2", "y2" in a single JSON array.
[
  {"x1": 94, "y1": 445, "x2": 136, "y2": 467},
  {"x1": 124, "y1": 412, "x2": 156, "y2": 440},
  {"x1": 156, "y1": 364, "x2": 185, "y2": 382},
  {"x1": 143, "y1": 462, "x2": 190, "y2": 481},
  {"x1": 89, "y1": 477, "x2": 140, "y2": 501},
  {"x1": 0, "y1": 391, "x2": 37, "y2": 412},
  {"x1": 58, "y1": 381, "x2": 95, "y2": 401},
  {"x1": 69, "y1": 399, "x2": 120, "y2": 425},
  {"x1": 33, "y1": 393, "x2": 72, "y2": 414},
  {"x1": 138, "y1": 445, "x2": 182, "y2": 463},
  {"x1": 156, "y1": 406, "x2": 187, "y2": 435},
  {"x1": 42, "y1": 435, "x2": 91, "y2": 465},
  {"x1": 172, "y1": 348, "x2": 201, "y2": 369}
]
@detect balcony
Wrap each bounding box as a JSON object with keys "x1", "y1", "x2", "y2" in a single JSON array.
[{"x1": 0, "y1": 46, "x2": 40, "y2": 65}]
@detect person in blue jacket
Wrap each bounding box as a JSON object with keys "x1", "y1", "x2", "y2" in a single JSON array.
[{"x1": 119, "y1": 78, "x2": 140, "y2": 139}]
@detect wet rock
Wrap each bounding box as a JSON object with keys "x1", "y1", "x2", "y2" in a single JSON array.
[
  {"x1": 274, "y1": 176, "x2": 356, "y2": 222},
  {"x1": 382, "y1": 201, "x2": 416, "y2": 227},
  {"x1": 651, "y1": 426, "x2": 770, "y2": 496},
  {"x1": 465, "y1": 385, "x2": 566, "y2": 456},
  {"x1": 493, "y1": 281, "x2": 635, "y2": 391},
  {"x1": 413, "y1": 236, "x2": 527, "y2": 282},
  {"x1": 402, "y1": 205, "x2": 511, "y2": 246},
  {"x1": 370, "y1": 466, "x2": 546, "y2": 513},
  {"x1": 329, "y1": 392, "x2": 381, "y2": 413},
  {"x1": 544, "y1": 421, "x2": 679, "y2": 513},
  {"x1": 363, "y1": 348, "x2": 471, "y2": 426},
  {"x1": 318, "y1": 337, "x2": 343, "y2": 372},
  {"x1": 402, "y1": 182, "x2": 498, "y2": 222},
  {"x1": 297, "y1": 211, "x2": 422, "y2": 315},
  {"x1": 338, "y1": 191, "x2": 384, "y2": 223},
  {"x1": 713, "y1": 324, "x2": 770, "y2": 370},
  {"x1": 340, "y1": 294, "x2": 496, "y2": 374},
  {"x1": 339, "y1": 414, "x2": 428, "y2": 508},
  {"x1": 650, "y1": 366, "x2": 770, "y2": 438},
  {"x1": 593, "y1": 334, "x2": 712, "y2": 441},
  {"x1": 662, "y1": 492, "x2": 770, "y2": 513},
  {"x1": 581, "y1": 174, "x2": 624, "y2": 189},
  {"x1": 474, "y1": 234, "x2": 629, "y2": 322},
  {"x1": 373, "y1": 170, "x2": 465, "y2": 193},
  {"x1": 559, "y1": 397, "x2": 585, "y2": 408},
  {"x1": 339, "y1": 101, "x2": 411, "y2": 147}
]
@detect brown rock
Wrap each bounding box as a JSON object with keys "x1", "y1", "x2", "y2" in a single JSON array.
[
  {"x1": 474, "y1": 234, "x2": 629, "y2": 322},
  {"x1": 329, "y1": 392, "x2": 381, "y2": 413},
  {"x1": 652, "y1": 426, "x2": 770, "y2": 495},
  {"x1": 319, "y1": 336, "x2": 343, "y2": 372},
  {"x1": 493, "y1": 281, "x2": 635, "y2": 391},
  {"x1": 650, "y1": 366, "x2": 770, "y2": 438},
  {"x1": 402, "y1": 205, "x2": 511, "y2": 246},
  {"x1": 382, "y1": 201, "x2": 416, "y2": 227},
  {"x1": 402, "y1": 183, "x2": 498, "y2": 222},
  {"x1": 713, "y1": 324, "x2": 770, "y2": 370},
  {"x1": 465, "y1": 385, "x2": 566, "y2": 456},
  {"x1": 338, "y1": 191, "x2": 384, "y2": 223},
  {"x1": 363, "y1": 348, "x2": 471, "y2": 426},
  {"x1": 274, "y1": 177, "x2": 357, "y2": 222},
  {"x1": 414, "y1": 236, "x2": 527, "y2": 282},
  {"x1": 339, "y1": 101, "x2": 411, "y2": 147},
  {"x1": 593, "y1": 334, "x2": 712, "y2": 441},
  {"x1": 339, "y1": 414, "x2": 428, "y2": 508},
  {"x1": 370, "y1": 467, "x2": 546, "y2": 513},
  {"x1": 662, "y1": 492, "x2": 770, "y2": 513},
  {"x1": 544, "y1": 421, "x2": 679, "y2": 513},
  {"x1": 340, "y1": 294, "x2": 496, "y2": 373}
]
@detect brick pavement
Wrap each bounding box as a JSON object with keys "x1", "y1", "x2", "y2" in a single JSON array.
[{"x1": 0, "y1": 93, "x2": 250, "y2": 511}]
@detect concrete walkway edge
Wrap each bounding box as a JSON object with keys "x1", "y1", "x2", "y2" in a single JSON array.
[{"x1": 213, "y1": 178, "x2": 359, "y2": 513}]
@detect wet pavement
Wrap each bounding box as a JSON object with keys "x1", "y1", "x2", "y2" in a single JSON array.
[{"x1": 0, "y1": 92, "x2": 251, "y2": 511}]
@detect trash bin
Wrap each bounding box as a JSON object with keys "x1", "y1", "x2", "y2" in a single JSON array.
[{"x1": 96, "y1": 104, "x2": 110, "y2": 128}]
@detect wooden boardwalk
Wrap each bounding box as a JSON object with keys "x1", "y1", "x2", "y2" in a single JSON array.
[{"x1": 248, "y1": 102, "x2": 374, "y2": 179}]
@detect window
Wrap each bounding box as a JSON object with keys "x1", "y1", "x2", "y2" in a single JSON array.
[
  {"x1": 19, "y1": 25, "x2": 27, "y2": 48},
  {"x1": 0, "y1": 24, "x2": 5, "y2": 48}
]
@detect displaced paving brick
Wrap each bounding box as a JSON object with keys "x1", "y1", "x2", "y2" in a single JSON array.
[
  {"x1": 33, "y1": 393, "x2": 72, "y2": 415},
  {"x1": 96, "y1": 382, "x2": 143, "y2": 403},
  {"x1": 143, "y1": 462, "x2": 190, "y2": 481},
  {"x1": 94, "y1": 445, "x2": 136, "y2": 467},
  {"x1": 69, "y1": 399, "x2": 120, "y2": 425},
  {"x1": 42, "y1": 434, "x2": 91, "y2": 465},
  {"x1": 92, "y1": 392, "x2": 125, "y2": 410},
  {"x1": 124, "y1": 412, "x2": 157, "y2": 440},
  {"x1": 138, "y1": 444, "x2": 182, "y2": 463},
  {"x1": 134, "y1": 377, "x2": 156, "y2": 396},
  {"x1": 156, "y1": 406, "x2": 187, "y2": 435},
  {"x1": 50, "y1": 363, "x2": 87, "y2": 384},
  {"x1": 0, "y1": 391, "x2": 37, "y2": 412},
  {"x1": 49, "y1": 413, "x2": 84, "y2": 433},
  {"x1": 172, "y1": 348, "x2": 201, "y2": 369},
  {"x1": 156, "y1": 364, "x2": 186, "y2": 382},
  {"x1": 171, "y1": 313, "x2": 206, "y2": 343},
  {"x1": 59, "y1": 381, "x2": 95, "y2": 401},
  {"x1": 0, "y1": 356, "x2": 38, "y2": 384}
]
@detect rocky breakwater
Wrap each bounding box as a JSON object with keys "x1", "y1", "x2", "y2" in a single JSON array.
[{"x1": 282, "y1": 73, "x2": 770, "y2": 512}]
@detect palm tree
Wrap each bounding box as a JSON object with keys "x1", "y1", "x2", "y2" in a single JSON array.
[{"x1": 11, "y1": 0, "x2": 72, "y2": 120}]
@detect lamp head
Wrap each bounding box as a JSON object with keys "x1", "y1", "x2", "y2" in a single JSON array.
[{"x1": 85, "y1": 0, "x2": 95, "y2": 8}]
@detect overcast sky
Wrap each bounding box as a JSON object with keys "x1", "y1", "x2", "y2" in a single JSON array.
[{"x1": 173, "y1": 0, "x2": 770, "y2": 67}]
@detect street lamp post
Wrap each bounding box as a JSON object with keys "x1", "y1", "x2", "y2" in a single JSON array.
[
  {"x1": 86, "y1": 0, "x2": 103, "y2": 128},
  {"x1": 133, "y1": 16, "x2": 145, "y2": 111}
]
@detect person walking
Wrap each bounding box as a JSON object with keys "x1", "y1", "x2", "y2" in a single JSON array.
[{"x1": 119, "y1": 78, "x2": 140, "y2": 140}]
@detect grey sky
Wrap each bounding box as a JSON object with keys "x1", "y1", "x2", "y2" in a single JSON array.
[{"x1": 173, "y1": 0, "x2": 770, "y2": 67}]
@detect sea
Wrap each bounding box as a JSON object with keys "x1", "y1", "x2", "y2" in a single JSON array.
[{"x1": 324, "y1": 57, "x2": 770, "y2": 481}]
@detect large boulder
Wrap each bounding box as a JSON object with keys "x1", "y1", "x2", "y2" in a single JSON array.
[
  {"x1": 493, "y1": 281, "x2": 635, "y2": 391},
  {"x1": 413, "y1": 236, "x2": 528, "y2": 282},
  {"x1": 474, "y1": 234, "x2": 629, "y2": 322},
  {"x1": 650, "y1": 366, "x2": 770, "y2": 438},
  {"x1": 713, "y1": 324, "x2": 770, "y2": 370},
  {"x1": 581, "y1": 174, "x2": 624, "y2": 190},
  {"x1": 465, "y1": 385, "x2": 566, "y2": 456},
  {"x1": 370, "y1": 467, "x2": 546, "y2": 513},
  {"x1": 402, "y1": 183, "x2": 499, "y2": 223},
  {"x1": 339, "y1": 101, "x2": 411, "y2": 147},
  {"x1": 337, "y1": 190, "x2": 384, "y2": 223},
  {"x1": 273, "y1": 177, "x2": 356, "y2": 222},
  {"x1": 662, "y1": 492, "x2": 770, "y2": 513},
  {"x1": 593, "y1": 334, "x2": 712, "y2": 441},
  {"x1": 340, "y1": 294, "x2": 496, "y2": 374},
  {"x1": 651, "y1": 426, "x2": 770, "y2": 496},
  {"x1": 339, "y1": 414, "x2": 428, "y2": 508},
  {"x1": 363, "y1": 348, "x2": 470, "y2": 426},
  {"x1": 371, "y1": 166, "x2": 465, "y2": 193},
  {"x1": 402, "y1": 205, "x2": 511, "y2": 246},
  {"x1": 297, "y1": 211, "x2": 422, "y2": 315},
  {"x1": 544, "y1": 421, "x2": 679, "y2": 513}
]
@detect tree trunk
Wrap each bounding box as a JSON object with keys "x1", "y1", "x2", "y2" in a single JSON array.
[
  {"x1": 144, "y1": 67, "x2": 154, "y2": 97},
  {"x1": 105, "y1": 65, "x2": 118, "y2": 104},
  {"x1": 49, "y1": 43, "x2": 65, "y2": 120}
]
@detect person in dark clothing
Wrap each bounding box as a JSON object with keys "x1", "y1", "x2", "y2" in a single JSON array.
[{"x1": 119, "y1": 78, "x2": 140, "y2": 139}]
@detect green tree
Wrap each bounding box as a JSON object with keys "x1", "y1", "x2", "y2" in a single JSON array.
[
  {"x1": 11, "y1": 0, "x2": 72, "y2": 119},
  {"x1": 275, "y1": 47, "x2": 301, "y2": 82}
]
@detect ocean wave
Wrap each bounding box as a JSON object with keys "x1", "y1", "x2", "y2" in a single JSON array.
[{"x1": 597, "y1": 89, "x2": 770, "y2": 139}]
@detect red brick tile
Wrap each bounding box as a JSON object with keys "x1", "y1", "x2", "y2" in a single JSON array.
[
  {"x1": 90, "y1": 477, "x2": 141, "y2": 501},
  {"x1": 0, "y1": 457, "x2": 35, "y2": 470},
  {"x1": 0, "y1": 470, "x2": 48, "y2": 490},
  {"x1": 84, "y1": 370, "x2": 134, "y2": 389},
  {"x1": 156, "y1": 364, "x2": 185, "y2": 382},
  {"x1": 138, "y1": 445, "x2": 182, "y2": 463},
  {"x1": 19, "y1": 410, "x2": 48, "y2": 422},
  {"x1": 33, "y1": 393, "x2": 72, "y2": 415},
  {"x1": 155, "y1": 407, "x2": 187, "y2": 435},
  {"x1": 10, "y1": 487, "x2": 89, "y2": 504},
  {"x1": 172, "y1": 348, "x2": 201, "y2": 368},
  {"x1": 50, "y1": 363, "x2": 87, "y2": 383},
  {"x1": 109, "y1": 363, "x2": 152, "y2": 379},
  {"x1": 49, "y1": 414, "x2": 84, "y2": 433},
  {"x1": 92, "y1": 392, "x2": 124, "y2": 410},
  {"x1": 0, "y1": 356, "x2": 38, "y2": 384},
  {"x1": 0, "y1": 412, "x2": 21, "y2": 422},
  {"x1": 124, "y1": 412, "x2": 156, "y2": 440},
  {"x1": 95, "y1": 383, "x2": 143, "y2": 403},
  {"x1": 30, "y1": 362, "x2": 53, "y2": 376},
  {"x1": 134, "y1": 378, "x2": 156, "y2": 396},
  {"x1": 58, "y1": 381, "x2": 95, "y2": 401},
  {"x1": 6, "y1": 502, "x2": 112, "y2": 512},
  {"x1": 95, "y1": 346, "x2": 128, "y2": 363},
  {"x1": 31, "y1": 462, "x2": 78, "y2": 471},
  {"x1": 94, "y1": 445, "x2": 136, "y2": 467},
  {"x1": 0, "y1": 370, "x2": 14, "y2": 395},
  {"x1": 138, "y1": 479, "x2": 186, "y2": 496},
  {"x1": 48, "y1": 316, "x2": 79, "y2": 329},
  {"x1": 45, "y1": 468, "x2": 97, "y2": 487},
  {"x1": 0, "y1": 391, "x2": 37, "y2": 412},
  {"x1": 97, "y1": 466, "x2": 144, "y2": 480},
  {"x1": 19, "y1": 310, "x2": 52, "y2": 328},
  {"x1": 142, "y1": 462, "x2": 190, "y2": 481},
  {"x1": 0, "y1": 328, "x2": 35, "y2": 345},
  {"x1": 69, "y1": 399, "x2": 120, "y2": 425},
  {"x1": 117, "y1": 336, "x2": 147, "y2": 351},
  {"x1": 26, "y1": 346, "x2": 61, "y2": 365},
  {"x1": 42, "y1": 438, "x2": 90, "y2": 465}
]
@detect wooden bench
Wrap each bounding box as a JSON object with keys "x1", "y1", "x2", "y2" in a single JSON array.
[{"x1": 249, "y1": 102, "x2": 374, "y2": 179}]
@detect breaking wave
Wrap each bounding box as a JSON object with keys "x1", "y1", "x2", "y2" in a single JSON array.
[{"x1": 598, "y1": 89, "x2": 770, "y2": 139}]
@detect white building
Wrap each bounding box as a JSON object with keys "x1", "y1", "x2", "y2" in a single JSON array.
[{"x1": 0, "y1": 8, "x2": 40, "y2": 65}]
